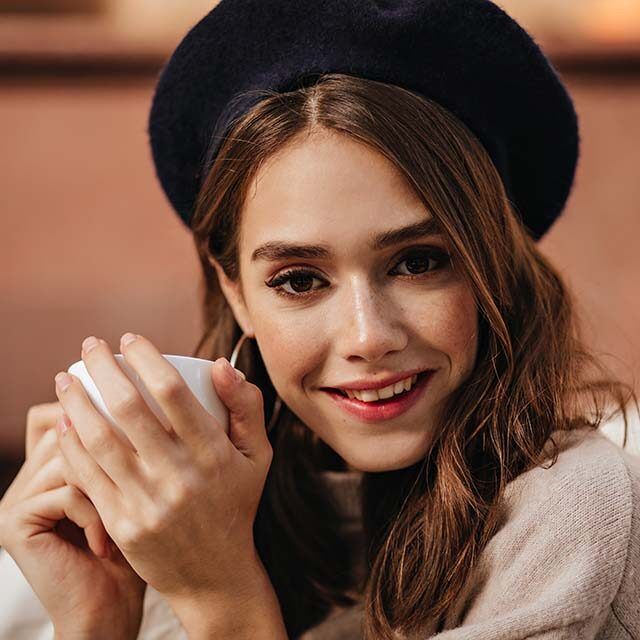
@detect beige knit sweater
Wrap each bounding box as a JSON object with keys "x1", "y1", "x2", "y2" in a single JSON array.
[{"x1": 301, "y1": 427, "x2": 640, "y2": 639}]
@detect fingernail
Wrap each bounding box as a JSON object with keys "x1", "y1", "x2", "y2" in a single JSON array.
[
  {"x1": 81, "y1": 336, "x2": 100, "y2": 354},
  {"x1": 223, "y1": 358, "x2": 245, "y2": 382},
  {"x1": 56, "y1": 414, "x2": 70, "y2": 435},
  {"x1": 55, "y1": 372, "x2": 73, "y2": 393},
  {"x1": 121, "y1": 332, "x2": 138, "y2": 347}
]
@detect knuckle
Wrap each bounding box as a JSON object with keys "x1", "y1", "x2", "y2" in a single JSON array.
[
  {"x1": 26, "y1": 402, "x2": 61, "y2": 427},
  {"x1": 29, "y1": 426, "x2": 59, "y2": 462},
  {"x1": 26, "y1": 402, "x2": 60, "y2": 441},
  {"x1": 114, "y1": 519, "x2": 144, "y2": 548},
  {"x1": 249, "y1": 384, "x2": 263, "y2": 402},
  {"x1": 144, "y1": 512, "x2": 165, "y2": 535},
  {"x1": 197, "y1": 442, "x2": 226, "y2": 474},
  {"x1": 110, "y1": 390, "x2": 140, "y2": 419},
  {"x1": 39, "y1": 425, "x2": 59, "y2": 448},
  {"x1": 249, "y1": 386, "x2": 266, "y2": 415},
  {"x1": 54, "y1": 456, "x2": 76, "y2": 483},
  {"x1": 48, "y1": 454, "x2": 66, "y2": 476},
  {"x1": 64, "y1": 484, "x2": 85, "y2": 504},
  {"x1": 166, "y1": 476, "x2": 197, "y2": 506},
  {"x1": 84, "y1": 426, "x2": 115, "y2": 457},
  {"x1": 25, "y1": 403, "x2": 46, "y2": 428},
  {"x1": 153, "y1": 374, "x2": 185, "y2": 402}
]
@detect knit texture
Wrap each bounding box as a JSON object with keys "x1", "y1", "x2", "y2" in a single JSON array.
[
  {"x1": 148, "y1": 0, "x2": 579, "y2": 240},
  {"x1": 300, "y1": 427, "x2": 640, "y2": 639}
]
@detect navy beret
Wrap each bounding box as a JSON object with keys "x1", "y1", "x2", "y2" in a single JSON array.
[{"x1": 148, "y1": 0, "x2": 580, "y2": 241}]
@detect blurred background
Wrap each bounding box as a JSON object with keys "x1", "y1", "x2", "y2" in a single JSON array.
[{"x1": 1, "y1": 1, "x2": 640, "y2": 493}]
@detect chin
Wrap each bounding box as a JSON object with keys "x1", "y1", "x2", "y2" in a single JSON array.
[{"x1": 342, "y1": 452, "x2": 426, "y2": 473}]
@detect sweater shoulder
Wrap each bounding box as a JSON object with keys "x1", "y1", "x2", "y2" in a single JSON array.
[
  {"x1": 500, "y1": 427, "x2": 639, "y2": 585},
  {"x1": 501, "y1": 427, "x2": 639, "y2": 527},
  {"x1": 437, "y1": 428, "x2": 640, "y2": 637}
]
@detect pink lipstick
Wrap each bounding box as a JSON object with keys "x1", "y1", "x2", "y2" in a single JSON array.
[{"x1": 322, "y1": 369, "x2": 436, "y2": 423}]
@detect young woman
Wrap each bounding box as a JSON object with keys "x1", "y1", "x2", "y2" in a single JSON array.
[{"x1": 1, "y1": 1, "x2": 639, "y2": 639}]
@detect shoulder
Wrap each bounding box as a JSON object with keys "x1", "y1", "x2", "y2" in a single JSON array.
[
  {"x1": 440, "y1": 428, "x2": 640, "y2": 635},
  {"x1": 500, "y1": 426, "x2": 640, "y2": 553},
  {"x1": 502, "y1": 426, "x2": 639, "y2": 527},
  {"x1": 498, "y1": 427, "x2": 639, "y2": 611}
]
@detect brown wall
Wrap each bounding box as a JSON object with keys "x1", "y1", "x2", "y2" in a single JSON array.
[{"x1": 1, "y1": 69, "x2": 639, "y2": 468}]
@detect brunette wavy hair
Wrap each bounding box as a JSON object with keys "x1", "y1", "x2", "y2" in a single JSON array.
[{"x1": 186, "y1": 73, "x2": 637, "y2": 639}]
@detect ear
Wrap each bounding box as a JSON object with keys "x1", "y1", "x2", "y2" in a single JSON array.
[{"x1": 209, "y1": 256, "x2": 255, "y2": 337}]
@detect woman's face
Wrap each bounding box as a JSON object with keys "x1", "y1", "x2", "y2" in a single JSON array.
[{"x1": 216, "y1": 130, "x2": 478, "y2": 472}]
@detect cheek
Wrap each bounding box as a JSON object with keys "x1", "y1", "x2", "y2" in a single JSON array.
[
  {"x1": 252, "y1": 317, "x2": 325, "y2": 395},
  {"x1": 410, "y1": 284, "x2": 479, "y2": 378}
]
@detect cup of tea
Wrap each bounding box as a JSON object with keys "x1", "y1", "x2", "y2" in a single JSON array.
[{"x1": 67, "y1": 354, "x2": 230, "y2": 451}]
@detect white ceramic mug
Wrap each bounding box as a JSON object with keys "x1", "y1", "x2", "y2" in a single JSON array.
[{"x1": 67, "y1": 354, "x2": 230, "y2": 451}]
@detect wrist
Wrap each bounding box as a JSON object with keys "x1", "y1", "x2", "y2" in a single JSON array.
[
  {"x1": 54, "y1": 621, "x2": 140, "y2": 640},
  {"x1": 168, "y1": 556, "x2": 287, "y2": 640}
]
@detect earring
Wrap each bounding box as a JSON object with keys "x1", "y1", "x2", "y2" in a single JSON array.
[{"x1": 229, "y1": 332, "x2": 282, "y2": 434}]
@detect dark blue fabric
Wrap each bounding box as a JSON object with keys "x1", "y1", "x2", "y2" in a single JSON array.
[{"x1": 148, "y1": 0, "x2": 580, "y2": 241}]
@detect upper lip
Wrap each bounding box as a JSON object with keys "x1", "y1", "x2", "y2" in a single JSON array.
[{"x1": 323, "y1": 368, "x2": 434, "y2": 391}]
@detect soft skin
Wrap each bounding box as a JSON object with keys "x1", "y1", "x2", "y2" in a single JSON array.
[
  {"x1": 212, "y1": 130, "x2": 479, "y2": 473},
  {"x1": 48, "y1": 334, "x2": 285, "y2": 638},
  {"x1": 0, "y1": 403, "x2": 146, "y2": 640}
]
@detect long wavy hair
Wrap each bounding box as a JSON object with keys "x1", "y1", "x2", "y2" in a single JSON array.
[{"x1": 186, "y1": 73, "x2": 636, "y2": 639}]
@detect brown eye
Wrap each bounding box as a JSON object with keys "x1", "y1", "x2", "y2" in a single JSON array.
[
  {"x1": 405, "y1": 254, "x2": 431, "y2": 274},
  {"x1": 288, "y1": 273, "x2": 315, "y2": 293},
  {"x1": 392, "y1": 248, "x2": 450, "y2": 276},
  {"x1": 266, "y1": 269, "x2": 326, "y2": 298}
]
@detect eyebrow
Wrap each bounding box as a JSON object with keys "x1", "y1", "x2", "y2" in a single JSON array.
[{"x1": 250, "y1": 217, "x2": 443, "y2": 262}]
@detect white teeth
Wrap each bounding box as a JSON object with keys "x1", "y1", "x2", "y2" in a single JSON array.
[
  {"x1": 346, "y1": 374, "x2": 419, "y2": 402},
  {"x1": 377, "y1": 385, "x2": 395, "y2": 400},
  {"x1": 357, "y1": 389, "x2": 380, "y2": 402}
]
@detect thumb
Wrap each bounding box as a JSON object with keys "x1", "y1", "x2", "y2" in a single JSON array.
[{"x1": 211, "y1": 358, "x2": 270, "y2": 460}]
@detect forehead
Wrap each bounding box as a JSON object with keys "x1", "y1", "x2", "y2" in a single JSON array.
[{"x1": 238, "y1": 132, "x2": 434, "y2": 260}]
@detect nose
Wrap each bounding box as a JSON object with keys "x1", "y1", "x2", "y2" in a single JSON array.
[{"x1": 333, "y1": 277, "x2": 408, "y2": 363}]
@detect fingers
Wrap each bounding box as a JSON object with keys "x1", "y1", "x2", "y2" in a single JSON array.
[
  {"x1": 73, "y1": 338, "x2": 179, "y2": 460},
  {"x1": 54, "y1": 414, "x2": 121, "y2": 524},
  {"x1": 211, "y1": 359, "x2": 271, "y2": 462},
  {"x1": 20, "y1": 455, "x2": 69, "y2": 502},
  {"x1": 25, "y1": 402, "x2": 64, "y2": 459},
  {"x1": 1, "y1": 428, "x2": 60, "y2": 511},
  {"x1": 15, "y1": 485, "x2": 109, "y2": 558},
  {"x1": 54, "y1": 375, "x2": 158, "y2": 495},
  {"x1": 116, "y1": 335, "x2": 219, "y2": 452}
]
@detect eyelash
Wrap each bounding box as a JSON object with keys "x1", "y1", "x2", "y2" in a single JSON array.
[{"x1": 265, "y1": 246, "x2": 451, "y2": 300}]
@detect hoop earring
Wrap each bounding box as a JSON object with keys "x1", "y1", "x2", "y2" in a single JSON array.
[{"x1": 229, "y1": 332, "x2": 282, "y2": 434}]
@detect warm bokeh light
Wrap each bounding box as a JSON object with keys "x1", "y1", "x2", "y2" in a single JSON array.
[
  {"x1": 1, "y1": 0, "x2": 638, "y2": 475},
  {"x1": 105, "y1": 0, "x2": 221, "y2": 43}
]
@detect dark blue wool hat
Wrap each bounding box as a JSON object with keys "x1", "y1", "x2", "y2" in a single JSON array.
[{"x1": 148, "y1": 0, "x2": 580, "y2": 241}]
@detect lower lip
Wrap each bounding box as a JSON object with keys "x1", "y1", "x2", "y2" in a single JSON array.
[{"x1": 322, "y1": 370, "x2": 436, "y2": 423}]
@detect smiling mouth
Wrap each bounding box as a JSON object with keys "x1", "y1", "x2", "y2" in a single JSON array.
[
  {"x1": 325, "y1": 369, "x2": 433, "y2": 400},
  {"x1": 319, "y1": 369, "x2": 436, "y2": 423}
]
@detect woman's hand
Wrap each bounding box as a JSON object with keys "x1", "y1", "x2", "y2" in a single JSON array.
[
  {"x1": 51, "y1": 334, "x2": 274, "y2": 621},
  {"x1": 0, "y1": 402, "x2": 147, "y2": 640}
]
